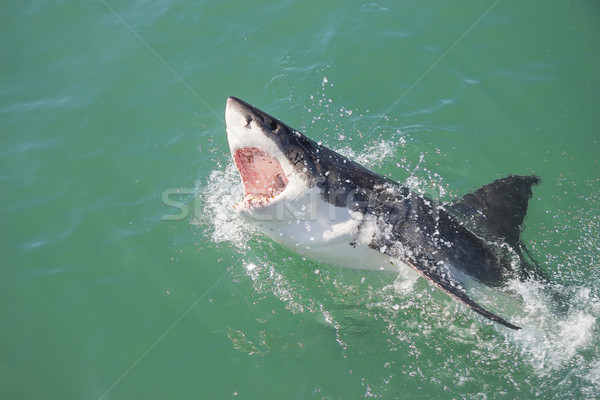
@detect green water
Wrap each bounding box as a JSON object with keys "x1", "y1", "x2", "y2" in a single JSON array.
[{"x1": 2, "y1": 1, "x2": 599, "y2": 399}]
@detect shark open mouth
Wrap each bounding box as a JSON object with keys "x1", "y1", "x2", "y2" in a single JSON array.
[{"x1": 233, "y1": 147, "x2": 289, "y2": 207}]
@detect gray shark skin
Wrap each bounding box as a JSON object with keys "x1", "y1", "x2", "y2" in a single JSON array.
[{"x1": 225, "y1": 96, "x2": 545, "y2": 330}]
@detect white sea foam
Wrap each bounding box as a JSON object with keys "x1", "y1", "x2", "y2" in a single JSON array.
[
  {"x1": 507, "y1": 278, "x2": 599, "y2": 373},
  {"x1": 192, "y1": 161, "x2": 251, "y2": 249}
]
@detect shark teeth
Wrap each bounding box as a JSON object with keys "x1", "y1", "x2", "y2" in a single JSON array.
[
  {"x1": 233, "y1": 147, "x2": 288, "y2": 208},
  {"x1": 243, "y1": 194, "x2": 275, "y2": 208}
]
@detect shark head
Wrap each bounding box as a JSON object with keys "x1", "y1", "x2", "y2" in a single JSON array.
[
  {"x1": 225, "y1": 96, "x2": 391, "y2": 264},
  {"x1": 225, "y1": 96, "x2": 390, "y2": 215},
  {"x1": 225, "y1": 96, "x2": 313, "y2": 212}
]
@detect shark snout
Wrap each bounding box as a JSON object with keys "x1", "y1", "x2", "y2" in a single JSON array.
[
  {"x1": 225, "y1": 96, "x2": 251, "y2": 130},
  {"x1": 225, "y1": 96, "x2": 280, "y2": 162}
]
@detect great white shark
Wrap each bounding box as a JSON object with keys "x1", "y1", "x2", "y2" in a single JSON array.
[{"x1": 225, "y1": 96, "x2": 545, "y2": 330}]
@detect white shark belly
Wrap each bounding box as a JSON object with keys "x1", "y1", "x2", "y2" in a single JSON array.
[
  {"x1": 252, "y1": 222, "x2": 402, "y2": 272},
  {"x1": 241, "y1": 188, "x2": 402, "y2": 272}
]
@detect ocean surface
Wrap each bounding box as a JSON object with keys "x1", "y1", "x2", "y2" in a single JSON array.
[{"x1": 2, "y1": 1, "x2": 600, "y2": 399}]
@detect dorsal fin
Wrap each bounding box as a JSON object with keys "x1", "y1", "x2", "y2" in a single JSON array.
[{"x1": 447, "y1": 175, "x2": 540, "y2": 247}]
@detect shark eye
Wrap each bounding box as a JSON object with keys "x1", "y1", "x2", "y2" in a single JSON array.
[
  {"x1": 244, "y1": 115, "x2": 253, "y2": 127},
  {"x1": 269, "y1": 120, "x2": 278, "y2": 131}
]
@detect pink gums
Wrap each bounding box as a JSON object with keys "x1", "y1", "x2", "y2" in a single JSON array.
[{"x1": 234, "y1": 148, "x2": 288, "y2": 205}]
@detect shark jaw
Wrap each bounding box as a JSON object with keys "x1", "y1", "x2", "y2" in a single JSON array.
[
  {"x1": 225, "y1": 96, "x2": 310, "y2": 212},
  {"x1": 232, "y1": 147, "x2": 289, "y2": 208}
]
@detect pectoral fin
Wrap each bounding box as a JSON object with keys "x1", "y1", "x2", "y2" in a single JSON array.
[{"x1": 407, "y1": 255, "x2": 521, "y2": 330}]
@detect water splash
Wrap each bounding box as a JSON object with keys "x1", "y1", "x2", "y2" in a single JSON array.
[
  {"x1": 191, "y1": 162, "x2": 251, "y2": 249},
  {"x1": 508, "y1": 279, "x2": 598, "y2": 370}
]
